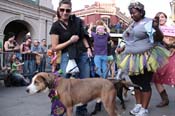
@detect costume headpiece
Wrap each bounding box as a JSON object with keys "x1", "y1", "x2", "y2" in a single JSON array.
[{"x1": 128, "y1": 1, "x2": 144, "y2": 11}]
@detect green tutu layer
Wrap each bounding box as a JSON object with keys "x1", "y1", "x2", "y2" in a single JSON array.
[{"x1": 117, "y1": 46, "x2": 170, "y2": 76}]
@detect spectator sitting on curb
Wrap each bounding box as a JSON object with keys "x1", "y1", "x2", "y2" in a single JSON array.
[{"x1": 9, "y1": 54, "x2": 29, "y2": 86}]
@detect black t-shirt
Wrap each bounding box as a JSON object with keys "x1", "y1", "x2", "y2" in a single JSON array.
[
  {"x1": 50, "y1": 21, "x2": 70, "y2": 53},
  {"x1": 49, "y1": 16, "x2": 89, "y2": 55}
]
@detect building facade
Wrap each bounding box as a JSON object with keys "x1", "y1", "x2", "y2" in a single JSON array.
[
  {"x1": 0, "y1": 0, "x2": 55, "y2": 46},
  {"x1": 72, "y1": 1, "x2": 131, "y2": 26}
]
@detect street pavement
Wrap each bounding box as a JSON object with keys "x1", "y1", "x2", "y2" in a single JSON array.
[{"x1": 0, "y1": 83, "x2": 174, "y2": 116}]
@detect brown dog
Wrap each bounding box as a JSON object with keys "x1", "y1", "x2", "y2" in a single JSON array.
[{"x1": 26, "y1": 72, "x2": 118, "y2": 116}]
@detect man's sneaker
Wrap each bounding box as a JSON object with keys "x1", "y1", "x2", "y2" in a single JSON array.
[
  {"x1": 135, "y1": 107, "x2": 148, "y2": 116},
  {"x1": 130, "y1": 104, "x2": 142, "y2": 115}
]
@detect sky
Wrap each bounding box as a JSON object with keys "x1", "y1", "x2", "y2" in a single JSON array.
[{"x1": 52, "y1": 0, "x2": 173, "y2": 22}]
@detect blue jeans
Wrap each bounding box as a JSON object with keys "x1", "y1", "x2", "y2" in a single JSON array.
[
  {"x1": 37, "y1": 57, "x2": 46, "y2": 72},
  {"x1": 94, "y1": 55, "x2": 108, "y2": 78},
  {"x1": 60, "y1": 52, "x2": 90, "y2": 79},
  {"x1": 11, "y1": 72, "x2": 28, "y2": 86},
  {"x1": 16, "y1": 53, "x2": 22, "y2": 61},
  {"x1": 23, "y1": 59, "x2": 36, "y2": 80}
]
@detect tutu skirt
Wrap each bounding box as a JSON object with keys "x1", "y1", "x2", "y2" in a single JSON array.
[{"x1": 117, "y1": 46, "x2": 170, "y2": 76}]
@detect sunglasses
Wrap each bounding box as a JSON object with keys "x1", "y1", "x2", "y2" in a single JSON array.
[{"x1": 59, "y1": 8, "x2": 71, "y2": 13}]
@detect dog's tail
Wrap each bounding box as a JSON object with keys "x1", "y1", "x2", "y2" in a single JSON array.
[{"x1": 108, "y1": 79, "x2": 142, "y2": 90}]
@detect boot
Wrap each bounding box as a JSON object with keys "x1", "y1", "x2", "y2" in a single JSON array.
[
  {"x1": 91, "y1": 102, "x2": 102, "y2": 115},
  {"x1": 76, "y1": 104, "x2": 89, "y2": 116},
  {"x1": 156, "y1": 90, "x2": 169, "y2": 107}
]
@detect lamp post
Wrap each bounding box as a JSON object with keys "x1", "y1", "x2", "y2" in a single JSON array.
[{"x1": 170, "y1": 0, "x2": 175, "y2": 22}]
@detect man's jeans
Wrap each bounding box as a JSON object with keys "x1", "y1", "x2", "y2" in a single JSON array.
[
  {"x1": 23, "y1": 60, "x2": 36, "y2": 80},
  {"x1": 94, "y1": 55, "x2": 108, "y2": 78},
  {"x1": 38, "y1": 57, "x2": 46, "y2": 72},
  {"x1": 12, "y1": 72, "x2": 28, "y2": 86}
]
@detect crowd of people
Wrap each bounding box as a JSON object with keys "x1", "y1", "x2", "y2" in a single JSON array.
[
  {"x1": 50, "y1": 0, "x2": 174, "y2": 116},
  {"x1": 1, "y1": 33, "x2": 51, "y2": 86},
  {"x1": 1, "y1": 0, "x2": 175, "y2": 116}
]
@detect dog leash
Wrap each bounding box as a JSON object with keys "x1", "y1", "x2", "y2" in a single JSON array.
[{"x1": 67, "y1": 65, "x2": 78, "y2": 73}]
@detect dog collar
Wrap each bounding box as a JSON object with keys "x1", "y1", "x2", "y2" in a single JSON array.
[
  {"x1": 53, "y1": 77, "x2": 61, "y2": 88},
  {"x1": 48, "y1": 72, "x2": 62, "y2": 89}
]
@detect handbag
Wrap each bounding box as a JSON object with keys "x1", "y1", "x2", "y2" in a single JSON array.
[{"x1": 66, "y1": 59, "x2": 79, "y2": 74}]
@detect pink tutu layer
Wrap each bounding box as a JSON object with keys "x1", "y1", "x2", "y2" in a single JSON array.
[{"x1": 153, "y1": 52, "x2": 175, "y2": 85}]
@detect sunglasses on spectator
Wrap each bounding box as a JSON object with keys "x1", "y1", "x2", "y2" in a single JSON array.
[{"x1": 59, "y1": 8, "x2": 71, "y2": 13}]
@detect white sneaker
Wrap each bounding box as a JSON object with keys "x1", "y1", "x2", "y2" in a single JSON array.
[
  {"x1": 130, "y1": 104, "x2": 142, "y2": 115},
  {"x1": 135, "y1": 107, "x2": 148, "y2": 116}
]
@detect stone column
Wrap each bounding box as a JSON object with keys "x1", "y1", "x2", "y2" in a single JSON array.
[
  {"x1": 0, "y1": 32, "x2": 4, "y2": 67},
  {"x1": 170, "y1": 0, "x2": 175, "y2": 22},
  {"x1": 0, "y1": 32, "x2": 4, "y2": 50}
]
